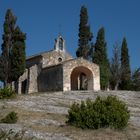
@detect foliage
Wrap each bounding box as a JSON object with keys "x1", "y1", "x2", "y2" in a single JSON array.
[
  {"x1": 76, "y1": 5, "x2": 93, "y2": 59},
  {"x1": 1, "y1": 111, "x2": 18, "y2": 124},
  {"x1": 0, "y1": 9, "x2": 26, "y2": 87},
  {"x1": 131, "y1": 68, "x2": 140, "y2": 91},
  {"x1": 93, "y1": 27, "x2": 110, "y2": 90},
  {"x1": 119, "y1": 38, "x2": 131, "y2": 90},
  {"x1": 11, "y1": 26, "x2": 26, "y2": 81},
  {"x1": 0, "y1": 9, "x2": 17, "y2": 86},
  {"x1": 109, "y1": 43, "x2": 121, "y2": 90},
  {"x1": 0, "y1": 87, "x2": 16, "y2": 99},
  {"x1": 67, "y1": 95, "x2": 130, "y2": 129},
  {"x1": 0, "y1": 56, "x2": 5, "y2": 83}
]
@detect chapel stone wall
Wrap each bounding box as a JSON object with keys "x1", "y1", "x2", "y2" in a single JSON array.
[
  {"x1": 28, "y1": 64, "x2": 38, "y2": 93},
  {"x1": 63, "y1": 58, "x2": 100, "y2": 91},
  {"x1": 26, "y1": 56, "x2": 42, "y2": 68},
  {"x1": 41, "y1": 50, "x2": 72, "y2": 68},
  {"x1": 18, "y1": 69, "x2": 29, "y2": 94},
  {"x1": 38, "y1": 64, "x2": 63, "y2": 92}
]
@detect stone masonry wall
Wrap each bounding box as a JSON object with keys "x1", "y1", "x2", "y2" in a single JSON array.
[
  {"x1": 26, "y1": 56, "x2": 42, "y2": 68},
  {"x1": 28, "y1": 64, "x2": 38, "y2": 93},
  {"x1": 63, "y1": 58, "x2": 100, "y2": 91},
  {"x1": 42, "y1": 50, "x2": 72, "y2": 68},
  {"x1": 18, "y1": 69, "x2": 29, "y2": 94},
  {"x1": 38, "y1": 65, "x2": 63, "y2": 92}
]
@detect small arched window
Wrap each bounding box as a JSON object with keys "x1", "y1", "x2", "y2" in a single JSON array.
[
  {"x1": 58, "y1": 57, "x2": 62, "y2": 62},
  {"x1": 59, "y1": 38, "x2": 63, "y2": 50}
]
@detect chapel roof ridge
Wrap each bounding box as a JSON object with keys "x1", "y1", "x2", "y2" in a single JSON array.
[{"x1": 26, "y1": 50, "x2": 54, "y2": 60}]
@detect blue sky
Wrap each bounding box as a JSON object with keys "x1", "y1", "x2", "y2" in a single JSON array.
[{"x1": 0, "y1": 0, "x2": 140, "y2": 70}]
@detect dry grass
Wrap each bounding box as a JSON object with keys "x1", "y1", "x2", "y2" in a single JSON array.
[{"x1": 0, "y1": 91, "x2": 140, "y2": 140}]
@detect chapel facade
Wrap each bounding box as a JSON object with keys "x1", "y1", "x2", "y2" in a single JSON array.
[{"x1": 15, "y1": 35, "x2": 100, "y2": 94}]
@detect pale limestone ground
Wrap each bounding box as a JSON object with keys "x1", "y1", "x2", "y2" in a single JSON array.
[{"x1": 0, "y1": 91, "x2": 140, "y2": 140}]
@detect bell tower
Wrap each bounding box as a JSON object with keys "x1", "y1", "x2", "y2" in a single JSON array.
[{"x1": 54, "y1": 35, "x2": 66, "y2": 52}]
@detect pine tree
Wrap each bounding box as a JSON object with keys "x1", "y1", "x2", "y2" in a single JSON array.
[
  {"x1": 119, "y1": 38, "x2": 131, "y2": 90},
  {"x1": 76, "y1": 6, "x2": 93, "y2": 59},
  {"x1": 93, "y1": 27, "x2": 109, "y2": 90},
  {"x1": 11, "y1": 26, "x2": 26, "y2": 81},
  {"x1": 110, "y1": 43, "x2": 121, "y2": 90},
  {"x1": 0, "y1": 9, "x2": 26, "y2": 87}
]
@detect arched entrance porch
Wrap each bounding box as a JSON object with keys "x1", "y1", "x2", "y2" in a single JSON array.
[{"x1": 70, "y1": 66, "x2": 93, "y2": 90}]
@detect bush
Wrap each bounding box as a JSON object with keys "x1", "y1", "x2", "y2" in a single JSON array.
[
  {"x1": 67, "y1": 95, "x2": 130, "y2": 129},
  {"x1": 0, "y1": 87, "x2": 16, "y2": 99},
  {"x1": 1, "y1": 111, "x2": 18, "y2": 124}
]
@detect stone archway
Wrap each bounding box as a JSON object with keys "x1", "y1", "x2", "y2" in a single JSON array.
[{"x1": 70, "y1": 66, "x2": 93, "y2": 90}]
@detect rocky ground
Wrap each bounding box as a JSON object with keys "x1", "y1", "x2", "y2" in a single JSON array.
[{"x1": 0, "y1": 90, "x2": 140, "y2": 140}]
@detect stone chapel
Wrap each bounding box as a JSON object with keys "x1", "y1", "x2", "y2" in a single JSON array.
[{"x1": 15, "y1": 35, "x2": 100, "y2": 94}]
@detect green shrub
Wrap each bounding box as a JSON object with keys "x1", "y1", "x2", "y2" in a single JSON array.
[
  {"x1": 1, "y1": 111, "x2": 18, "y2": 124},
  {"x1": 0, "y1": 87, "x2": 16, "y2": 99},
  {"x1": 67, "y1": 95, "x2": 130, "y2": 129}
]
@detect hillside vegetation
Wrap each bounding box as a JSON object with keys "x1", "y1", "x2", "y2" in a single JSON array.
[{"x1": 0, "y1": 91, "x2": 140, "y2": 140}]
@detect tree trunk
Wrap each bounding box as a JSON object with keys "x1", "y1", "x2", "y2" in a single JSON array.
[{"x1": 115, "y1": 82, "x2": 119, "y2": 90}]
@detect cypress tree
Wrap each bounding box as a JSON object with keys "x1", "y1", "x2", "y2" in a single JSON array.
[
  {"x1": 0, "y1": 9, "x2": 26, "y2": 87},
  {"x1": 0, "y1": 56, "x2": 5, "y2": 83},
  {"x1": 11, "y1": 26, "x2": 26, "y2": 81},
  {"x1": 76, "y1": 6, "x2": 93, "y2": 59},
  {"x1": 120, "y1": 38, "x2": 131, "y2": 90},
  {"x1": 93, "y1": 27, "x2": 109, "y2": 90},
  {"x1": 0, "y1": 9, "x2": 16, "y2": 87}
]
